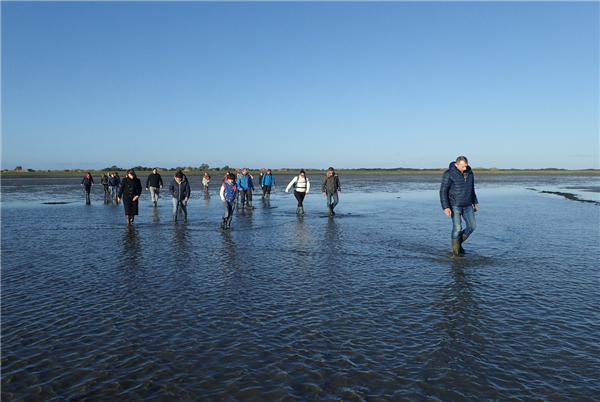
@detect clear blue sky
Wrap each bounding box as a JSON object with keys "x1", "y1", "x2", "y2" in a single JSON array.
[{"x1": 2, "y1": 1, "x2": 598, "y2": 170}]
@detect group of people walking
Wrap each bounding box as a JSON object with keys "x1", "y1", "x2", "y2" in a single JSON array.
[{"x1": 82, "y1": 157, "x2": 478, "y2": 256}]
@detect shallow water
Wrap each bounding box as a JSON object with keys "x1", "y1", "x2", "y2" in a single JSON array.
[{"x1": 2, "y1": 174, "x2": 599, "y2": 401}]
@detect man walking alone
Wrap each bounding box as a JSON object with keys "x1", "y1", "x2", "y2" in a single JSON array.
[
  {"x1": 146, "y1": 168, "x2": 163, "y2": 207},
  {"x1": 440, "y1": 156, "x2": 478, "y2": 256}
]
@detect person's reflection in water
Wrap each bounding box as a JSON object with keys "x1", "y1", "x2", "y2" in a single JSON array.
[
  {"x1": 151, "y1": 205, "x2": 160, "y2": 223},
  {"x1": 217, "y1": 230, "x2": 242, "y2": 289},
  {"x1": 437, "y1": 262, "x2": 485, "y2": 382},
  {"x1": 292, "y1": 214, "x2": 310, "y2": 250},
  {"x1": 323, "y1": 218, "x2": 341, "y2": 253},
  {"x1": 204, "y1": 189, "x2": 211, "y2": 203},
  {"x1": 121, "y1": 227, "x2": 143, "y2": 271},
  {"x1": 171, "y1": 223, "x2": 191, "y2": 267}
]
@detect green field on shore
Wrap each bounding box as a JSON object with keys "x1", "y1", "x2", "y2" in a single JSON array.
[{"x1": 2, "y1": 168, "x2": 598, "y2": 179}]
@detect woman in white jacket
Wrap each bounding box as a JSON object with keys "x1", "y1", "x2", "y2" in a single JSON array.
[{"x1": 285, "y1": 169, "x2": 310, "y2": 214}]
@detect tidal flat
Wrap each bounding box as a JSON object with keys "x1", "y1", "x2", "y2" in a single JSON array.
[{"x1": 1, "y1": 174, "x2": 598, "y2": 401}]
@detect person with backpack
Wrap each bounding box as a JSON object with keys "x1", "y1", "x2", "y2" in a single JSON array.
[
  {"x1": 261, "y1": 169, "x2": 276, "y2": 200},
  {"x1": 285, "y1": 169, "x2": 310, "y2": 214},
  {"x1": 236, "y1": 168, "x2": 255, "y2": 209}
]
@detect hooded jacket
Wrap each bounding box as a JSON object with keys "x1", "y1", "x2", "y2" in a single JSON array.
[
  {"x1": 439, "y1": 162, "x2": 478, "y2": 209},
  {"x1": 237, "y1": 174, "x2": 254, "y2": 191},
  {"x1": 321, "y1": 174, "x2": 341, "y2": 193},
  {"x1": 169, "y1": 178, "x2": 191, "y2": 201},
  {"x1": 261, "y1": 173, "x2": 275, "y2": 186}
]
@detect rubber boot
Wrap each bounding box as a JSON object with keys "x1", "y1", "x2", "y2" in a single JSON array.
[
  {"x1": 220, "y1": 219, "x2": 226, "y2": 229},
  {"x1": 267, "y1": 193, "x2": 270, "y2": 201},
  {"x1": 173, "y1": 215, "x2": 177, "y2": 223},
  {"x1": 248, "y1": 201, "x2": 254, "y2": 210},
  {"x1": 327, "y1": 206, "x2": 332, "y2": 216},
  {"x1": 459, "y1": 232, "x2": 467, "y2": 254},
  {"x1": 451, "y1": 239, "x2": 462, "y2": 257},
  {"x1": 183, "y1": 215, "x2": 187, "y2": 222},
  {"x1": 296, "y1": 207, "x2": 301, "y2": 214},
  {"x1": 226, "y1": 220, "x2": 231, "y2": 230},
  {"x1": 300, "y1": 206, "x2": 305, "y2": 214}
]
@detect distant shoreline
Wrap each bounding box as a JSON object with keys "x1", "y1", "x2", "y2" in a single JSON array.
[{"x1": 2, "y1": 168, "x2": 599, "y2": 179}]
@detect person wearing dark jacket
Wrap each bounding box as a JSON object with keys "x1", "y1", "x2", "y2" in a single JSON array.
[
  {"x1": 169, "y1": 171, "x2": 191, "y2": 223},
  {"x1": 80, "y1": 173, "x2": 94, "y2": 204},
  {"x1": 440, "y1": 156, "x2": 479, "y2": 256},
  {"x1": 145, "y1": 168, "x2": 163, "y2": 207},
  {"x1": 321, "y1": 167, "x2": 341, "y2": 215},
  {"x1": 117, "y1": 169, "x2": 143, "y2": 226},
  {"x1": 108, "y1": 173, "x2": 119, "y2": 201}
]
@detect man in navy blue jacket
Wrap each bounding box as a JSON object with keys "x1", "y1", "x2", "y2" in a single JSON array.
[{"x1": 440, "y1": 156, "x2": 479, "y2": 256}]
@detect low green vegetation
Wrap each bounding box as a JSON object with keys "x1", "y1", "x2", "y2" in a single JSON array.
[{"x1": 2, "y1": 166, "x2": 598, "y2": 178}]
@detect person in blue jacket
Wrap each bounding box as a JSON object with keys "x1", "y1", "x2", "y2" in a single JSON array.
[
  {"x1": 440, "y1": 156, "x2": 479, "y2": 256},
  {"x1": 261, "y1": 169, "x2": 276, "y2": 200},
  {"x1": 237, "y1": 168, "x2": 255, "y2": 209},
  {"x1": 220, "y1": 173, "x2": 238, "y2": 229}
]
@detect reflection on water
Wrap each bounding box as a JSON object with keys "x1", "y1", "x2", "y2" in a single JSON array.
[{"x1": 121, "y1": 227, "x2": 143, "y2": 269}]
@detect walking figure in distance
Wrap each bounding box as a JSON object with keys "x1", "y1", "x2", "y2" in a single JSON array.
[
  {"x1": 321, "y1": 167, "x2": 341, "y2": 215},
  {"x1": 169, "y1": 171, "x2": 191, "y2": 223},
  {"x1": 286, "y1": 169, "x2": 310, "y2": 214},
  {"x1": 261, "y1": 169, "x2": 276, "y2": 200},
  {"x1": 100, "y1": 173, "x2": 110, "y2": 200},
  {"x1": 440, "y1": 156, "x2": 479, "y2": 256},
  {"x1": 108, "y1": 173, "x2": 119, "y2": 202},
  {"x1": 203, "y1": 172, "x2": 211, "y2": 192},
  {"x1": 220, "y1": 173, "x2": 238, "y2": 229},
  {"x1": 80, "y1": 172, "x2": 94, "y2": 205},
  {"x1": 117, "y1": 169, "x2": 142, "y2": 226},
  {"x1": 237, "y1": 168, "x2": 255, "y2": 209},
  {"x1": 145, "y1": 168, "x2": 163, "y2": 207}
]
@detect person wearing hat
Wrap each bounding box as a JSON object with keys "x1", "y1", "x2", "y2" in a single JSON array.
[
  {"x1": 321, "y1": 167, "x2": 341, "y2": 215},
  {"x1": 285, "y1": 169, "x2": 310, "y2": 214}
]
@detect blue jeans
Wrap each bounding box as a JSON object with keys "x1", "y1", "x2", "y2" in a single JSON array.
[
  {"x1": 173, "y1": 198, "x2": 187, "y2": 216},
  {"x1": 326, "y1": 192, "x2": 339, "y2": 209},
  {"x1": 451, "y1": 205, "x2": 476, "y2": 239},
  {"x1": 110, "y1": 186, "x2": 119, "y2": 198},
  {"x1": 223, "y1": 200, "x2": 235, "y2": 221}
]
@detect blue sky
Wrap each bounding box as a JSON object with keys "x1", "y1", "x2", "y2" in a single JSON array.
[{"x1": 2, "y1": 1, "x2": 598, "y2": 170}]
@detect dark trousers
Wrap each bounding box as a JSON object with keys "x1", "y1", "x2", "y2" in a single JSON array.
[
  {"x1": 240, "y1": 189, "x2": 252, "y2": 205},
  {"x1": 262, "y1": 185, "x2": 272, "y2": 196},
  {"x1": 294, "y1": 190, "x2": 306, "y2": 207}
]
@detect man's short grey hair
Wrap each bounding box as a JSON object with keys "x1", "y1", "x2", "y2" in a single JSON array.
[{"x1": 456, "y1": 156, "x2": 468, "y2": 164}]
